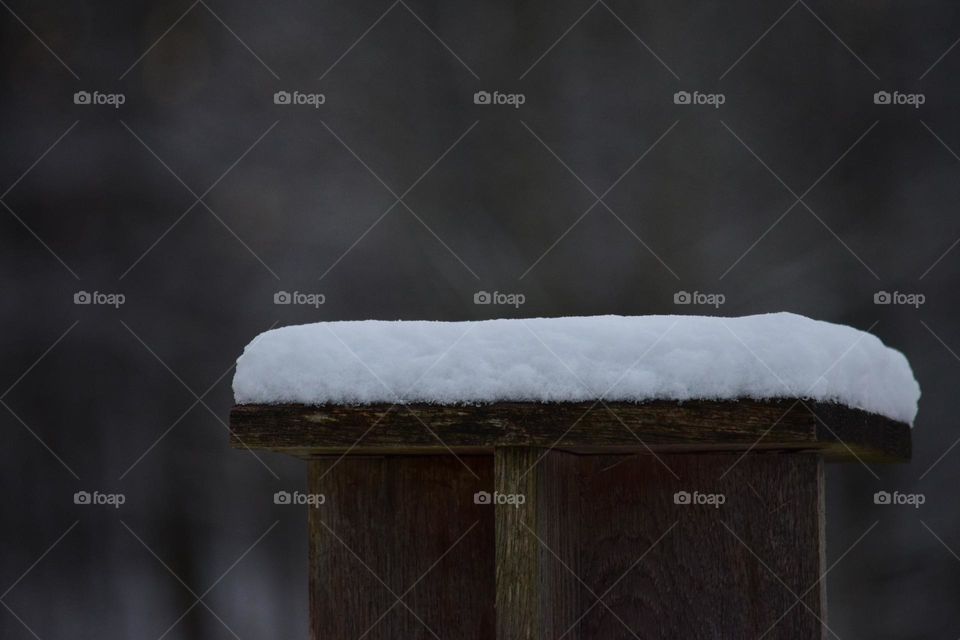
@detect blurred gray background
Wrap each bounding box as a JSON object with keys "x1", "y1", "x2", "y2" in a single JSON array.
[{"x1": 1, "y1": 1, "x2": 958, "y2": 638}]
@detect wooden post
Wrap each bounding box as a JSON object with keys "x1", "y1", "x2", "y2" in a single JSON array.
[
  {"x1": 231, "y1": 400, "x2": 908, "y2": 639},
  {"x1": 495, "y1": 447, "x2": 580, "y2": 639}
]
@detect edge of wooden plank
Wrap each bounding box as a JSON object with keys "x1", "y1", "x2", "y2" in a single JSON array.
[{"x1": 228, "y1": 399, "x2": 911, "y2": 462}]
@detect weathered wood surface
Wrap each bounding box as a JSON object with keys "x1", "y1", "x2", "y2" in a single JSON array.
[
  {"x1": 308, "y1": 456, "x2": 494, "y2": 640},
  {"x1": 231, "y1": 399, "x2": 910, "y2": 462},
  {"x1": 573, "y1": 453, "x2": 825, "y2": 640},
  {"x1": 491, "y1": 452, "x2": 825, "y2": 639},
  {"x1": 495, "y1": 448, "x2": 580, "y2": 640}
]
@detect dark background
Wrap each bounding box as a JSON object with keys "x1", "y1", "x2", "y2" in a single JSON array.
[{"x1": 1, "y1": 1, "x2": 958, "y2": 638}]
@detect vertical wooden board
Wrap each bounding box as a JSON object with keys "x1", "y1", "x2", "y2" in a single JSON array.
[
  {"x1": 308, "y1": 456, "x2": 494, "y2": 640},
  {"x1": 495, "y1": 448, "x2": 537, "y2": 640},
  {"x1": 576, "y1": 453, "x2": 825, "y2": 640},
  {"x1": 537, "y1": 450, "x2": 582, "y2": 640},
  {"x1": 496, "y1": 448, "x2": 540, "y2": 640},
  {"x1": 495, "y1": 447, "x2": 581, "y2": 640}
]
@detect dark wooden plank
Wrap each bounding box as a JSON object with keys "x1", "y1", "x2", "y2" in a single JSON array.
[
  {"x1": 231, "y1": 400, "x2": 910, "y2": 462},
  {"x1": 576, "y1": 453, "x2": 825, "y2": 640},
  {"x1": 495, "y1": 448, "x2": 581, "y2": 640},
  {"x1": 308, "y1": 456, "x2": 494, "y2": 640}
]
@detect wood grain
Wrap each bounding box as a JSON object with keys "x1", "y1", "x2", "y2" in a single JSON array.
[
  {"x1": 307, "y1": 456, "x2": 494, "y2": 639},
  {"x1": 242, "y1": 400, "x2": 884, "y2": 638},
  {"x1": 575, "y1": 453, "x2": 825, "y2": 639},
  {"x1": 489, "y1": 452, "x2": 826, "y2": 639},
  {"x1": 495, "y1": 448, "x2": 581, "y2": 640},
  {"x1": 231, "y1": 399, "x2": 910, "y2": 462}
]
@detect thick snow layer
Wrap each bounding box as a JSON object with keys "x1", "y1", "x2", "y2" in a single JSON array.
[{"x1": 233, "y1": 313, "x2": 919, "y2": 424}]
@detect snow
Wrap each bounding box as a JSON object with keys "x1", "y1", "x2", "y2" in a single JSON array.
[{"x1": 232, "y1": 313, "x2": 920, "y2": 425}]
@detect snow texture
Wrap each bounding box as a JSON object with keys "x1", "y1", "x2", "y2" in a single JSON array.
[{"x1": 233, "y1": 313, "x2": 919, "y2": 425}]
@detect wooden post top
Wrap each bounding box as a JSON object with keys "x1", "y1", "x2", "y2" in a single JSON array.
[{"x1": 229, "y1": 399, "x2": 910, "y2": 462}]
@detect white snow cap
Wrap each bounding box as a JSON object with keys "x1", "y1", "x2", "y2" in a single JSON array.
[{"x1": 233, "y1": 313, "x2": 920, "y2": 425}]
